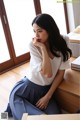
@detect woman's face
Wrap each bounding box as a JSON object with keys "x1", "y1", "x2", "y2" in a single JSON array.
[{"x1": 33, "y1": 23, "x2": 49, "y2": 43}]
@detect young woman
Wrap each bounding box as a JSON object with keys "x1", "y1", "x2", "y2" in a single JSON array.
[{"x1": 6, "y1": 13, "x2": 72, "y2": 120}]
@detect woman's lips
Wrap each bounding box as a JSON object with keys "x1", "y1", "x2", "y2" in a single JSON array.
[{"x1": 37, "y1": 39, "x2": 41, "y2": 42}]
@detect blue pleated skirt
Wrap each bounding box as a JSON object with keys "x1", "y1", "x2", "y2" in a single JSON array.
[{"x1": 9, "y1": 76, "x2": 61, "y2": 120}]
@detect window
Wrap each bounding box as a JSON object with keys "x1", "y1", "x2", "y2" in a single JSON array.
[
  {"x1": 4, "y1": 0, "x2": 35, "y2": 56},
  {"x1": 40, "y1": 0, "x2": 67, "y2": 34},
  {"x1": 0, "y1": 17, "x2": 10, "y2": 63},
  {"x1": 0, "y1": 0, "x2": 36, "y2": 73}
]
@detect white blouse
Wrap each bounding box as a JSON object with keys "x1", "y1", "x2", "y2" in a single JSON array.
[{"x1": 27, "y1": 41, "x2": 70, "y2": 86}]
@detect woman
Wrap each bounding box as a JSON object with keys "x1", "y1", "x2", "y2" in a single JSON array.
[{"x1": 6, "y1": 13, "x2": 72, "y2": 120}]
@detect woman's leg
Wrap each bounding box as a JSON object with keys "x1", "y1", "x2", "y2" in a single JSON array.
[
  {"x1": 43, "y1": 99, "x2": 61, "y2": 114},
  {"x1": 5, "y1": 103, "x2": 12, "y2": 117},
  {"x1": 9, "y1": 77, "x2": 46, "y2": 120},
  {"x1": 10, "y1": 94, "x2": 45, "y2": 120},
  {"x1": 4, "y1": 78, "x2": 26, "y2": 117}
]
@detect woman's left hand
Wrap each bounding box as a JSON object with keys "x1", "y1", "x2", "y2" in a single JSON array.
[{"x1": 36, "y1": 95, "x2": 50, "y2": 110}]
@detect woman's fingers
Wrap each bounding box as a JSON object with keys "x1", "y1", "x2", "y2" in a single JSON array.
[{"x1": 36, "y1": 100, "x2": 48, "y2": 109}]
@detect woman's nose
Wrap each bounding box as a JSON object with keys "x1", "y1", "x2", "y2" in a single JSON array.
[{"x1": 35, "y1": 32, "x2": 39, "y2": 37}]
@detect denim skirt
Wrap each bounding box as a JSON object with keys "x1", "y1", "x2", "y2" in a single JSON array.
[{"x1": 9, "y1": 76, "x2": 61, "y2": 120}]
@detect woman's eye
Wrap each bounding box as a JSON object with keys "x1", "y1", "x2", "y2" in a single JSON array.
[
  {"x1": 38, "y1": 30, "x2": 42, "y2": 32},
  {"x1": 33, "y1": 30, "x2": 36, "y2": 33},
  {"x1": 33, "y1": 29, "x2": 42, "y2": 33}
]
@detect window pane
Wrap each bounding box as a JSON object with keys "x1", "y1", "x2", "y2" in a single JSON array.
[
  {"x1": 4, "y1": 0, "x2": 35, "y2": 57},
  {"x1": 40, "y1": 0, "x2": 67, "y2": 34},
  {"x1": 0, "y1": 18, "x2": 10, "y2": 63}
]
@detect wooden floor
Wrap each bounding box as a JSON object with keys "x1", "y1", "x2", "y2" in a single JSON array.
[{"x1": 0, "y1": 62, "x2": 30, "y2": 113}]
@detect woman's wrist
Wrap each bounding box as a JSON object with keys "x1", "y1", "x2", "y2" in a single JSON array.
[
  {"x1": 45, "y1": 93, "x2": 52, "y2": 100},
  {"x1": 40, "y1": 45, "x2": 46, "y2": 51}
]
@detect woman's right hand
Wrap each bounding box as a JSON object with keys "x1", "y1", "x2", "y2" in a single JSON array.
[{"x1": 32, "y1": 37, "x2": 45, "y2": 49}]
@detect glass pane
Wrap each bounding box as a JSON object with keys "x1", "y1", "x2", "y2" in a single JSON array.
[
  {"x1": 4, "y1": 0, "x2": 36, "y2": 57},
  {"x1": 40, "y1": 0, "x2": 67, "y2": 34},
  {"x1": 0, "y1": 17, "x2": 10, "y2": 63}
]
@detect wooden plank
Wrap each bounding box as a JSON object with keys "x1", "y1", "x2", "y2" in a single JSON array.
[
  {"x1": 55, "y1": 89, "x2": 80, "y2": 113},
  {"x1": 22, "y1": 114, "x2": 80, "y2": 120}
]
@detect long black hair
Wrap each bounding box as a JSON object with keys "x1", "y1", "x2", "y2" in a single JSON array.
[{"x1": 32, "y1": 13, "x2": 72, "y2": 61}]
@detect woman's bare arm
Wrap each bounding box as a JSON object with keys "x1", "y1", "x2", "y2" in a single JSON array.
[
  {"x1": 40, "y1": 46, "x2": 52, "y2": 78},
  {"x1": 46, "y1": 70, "x2": 65, "y2": 99},
  {"x1": 33, "y1": 38, "x2": 52, "y2": 78},
  {"x1": 36, "y1": 70, "x2": 65, "y2": 109}
]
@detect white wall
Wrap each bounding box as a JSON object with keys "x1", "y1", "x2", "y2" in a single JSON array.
[
  {"x1": 73, "y1": 2, "x2": 80, "y2": 27},
  {"x1": 67, "y1": 2, "x2": 80, "y2": 32}
]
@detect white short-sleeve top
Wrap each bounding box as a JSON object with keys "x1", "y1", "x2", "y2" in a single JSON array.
[{"x1": 27, "y1": 41, "x2": 70, "y2": 86}]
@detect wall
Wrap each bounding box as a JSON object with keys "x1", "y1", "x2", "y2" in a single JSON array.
[
  {"x1": 67, "y1": 1, "x2": 80, "y2": 32},
  {"x1": 73, "y1": 2, "x2": 80, "y2": 27}
]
